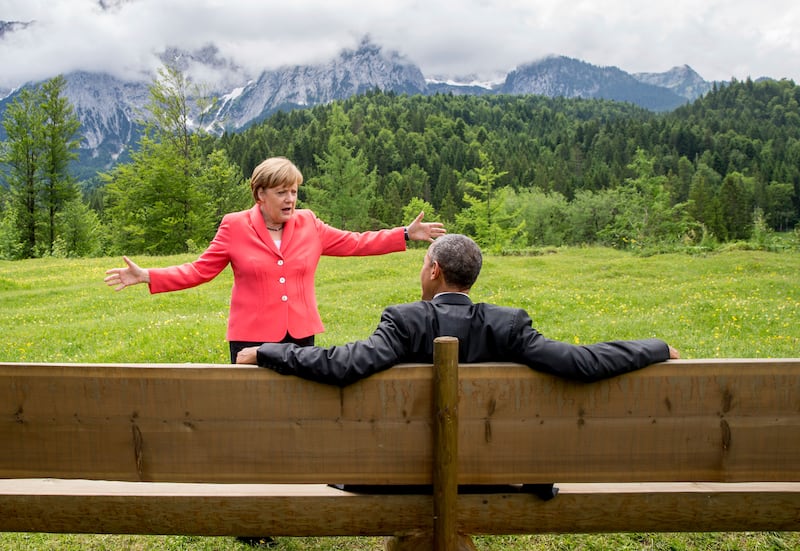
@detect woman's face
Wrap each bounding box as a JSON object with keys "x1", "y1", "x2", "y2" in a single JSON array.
[{"x1": 257, "y1": 183, "x2": 298, "y2": 225}]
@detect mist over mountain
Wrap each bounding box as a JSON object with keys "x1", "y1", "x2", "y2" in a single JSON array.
[
  {"x1": 0, "y1": 35, "x2": 723, "y2": 179},
  {"x1": 0, "y1": 20, "x2": 33, "y2": 98}
]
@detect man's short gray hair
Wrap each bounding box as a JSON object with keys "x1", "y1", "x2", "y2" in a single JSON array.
[{"x1": 427, "y1": 234, "x2": 483, "y2": 289}]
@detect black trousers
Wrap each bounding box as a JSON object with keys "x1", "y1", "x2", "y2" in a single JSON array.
[{"x1": 229, "y1": 334, "x2": 315, "y2": 364}]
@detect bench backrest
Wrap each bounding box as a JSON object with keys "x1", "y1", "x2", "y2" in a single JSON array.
[{"x1": 2, "y1": 351, "x2": 800, "y2": 485}]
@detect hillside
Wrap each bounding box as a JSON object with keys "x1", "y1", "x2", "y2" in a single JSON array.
[{"x1": 219, "y1": 78, "x2": 800, "y2": 238}]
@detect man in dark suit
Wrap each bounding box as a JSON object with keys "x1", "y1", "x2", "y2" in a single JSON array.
[{"x1": 236, "y1": 233, "x2": 679, "y2": 382}]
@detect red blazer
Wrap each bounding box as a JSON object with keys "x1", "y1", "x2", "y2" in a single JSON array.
[{"x1": 148, "y1": 206, "x2": 406, "y2": 342}]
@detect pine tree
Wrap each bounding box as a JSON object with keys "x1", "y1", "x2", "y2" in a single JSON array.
[
  {"x1": 455, "y1": 151, "x2": 524, "y2": 252},
  {"x1": 305, "y1": 105, "x2": 377, "y2": 231},
  {"x1": 40, "y1": 76, "x2": 81, "y2": 255},
  {"x1": 1, "y1": 87, "x2": 45, "y2": 258},
  {"x1": 1, "y1": 77, "x2": 83, "y2": 258}
]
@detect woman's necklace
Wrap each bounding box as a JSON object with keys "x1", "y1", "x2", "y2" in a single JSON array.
[{"x1": 265, "y1": 223, "x2": 284, "y2": 231}]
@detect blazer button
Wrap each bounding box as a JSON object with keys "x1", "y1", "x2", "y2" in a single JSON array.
[
  {"x1": 281, "y1": 295, "x2": 288, "y2": 302},
  {"x1": 279, "y1": 277, "x2": 286, "y2": 284},
  {"x1": 277, "y1": 260, "x2": 284, "y2": 266}
]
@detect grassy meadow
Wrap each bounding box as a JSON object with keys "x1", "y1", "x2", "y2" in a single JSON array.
[{"x1": 1, "y1": 246, "x2": 799, "y2": 550}]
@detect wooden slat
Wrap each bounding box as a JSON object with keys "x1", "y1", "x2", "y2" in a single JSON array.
[
  {"x1": 0, "y1": 362, "x2": 434, "y2": 484},
  {"x1": 460, "y1": 482, "x2": 800, "y2": 534},
  {"x1": 0, "y1": 479, "x2": 798, "y2": 535},
  {"x1": 456, "y1": 359, "x2": 800, "y2": 483},
  {"x1": 2, "y1": 359, "x2": 800, "y2": 484}
]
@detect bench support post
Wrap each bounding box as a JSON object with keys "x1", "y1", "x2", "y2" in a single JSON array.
[{"x1": 433, "y1": 336, "x2": 461, "y2": 551}]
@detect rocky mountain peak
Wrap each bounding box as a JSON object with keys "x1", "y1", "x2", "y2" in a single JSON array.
[
  {"x1": 500, "y1": 55, "x2": 689, "y2": 111},
  {"x1": 212, "y1": 37, "x2": 426, "y2": 130},
  {"x1": 633, "y1": 65, "x2": 712, "y2": 100}
]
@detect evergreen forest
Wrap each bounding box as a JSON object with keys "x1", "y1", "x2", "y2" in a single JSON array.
[{"x1": 2, "y1": 71, "x2": 799, "y2": 259}]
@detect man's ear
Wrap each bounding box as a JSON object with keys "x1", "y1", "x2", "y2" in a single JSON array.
[{"x1": 430, "y1": 260, "x2": 441, "y2": 280}]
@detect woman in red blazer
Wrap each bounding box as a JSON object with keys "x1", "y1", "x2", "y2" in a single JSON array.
[{"x1": 105, "y1": 157, "x2": 446, "y2": 362}]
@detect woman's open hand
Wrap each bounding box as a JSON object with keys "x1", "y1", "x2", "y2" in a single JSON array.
[
  {"x1": 104, "y1": 256, "x2": 149, "y2": 291},
  {"x1": 406, "y1": 211, "x2": 447, "y2": 243}
]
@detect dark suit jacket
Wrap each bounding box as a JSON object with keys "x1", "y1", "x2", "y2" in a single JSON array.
[{"x1": 257, "y1": 292, "x2": 671, "y2": 386}]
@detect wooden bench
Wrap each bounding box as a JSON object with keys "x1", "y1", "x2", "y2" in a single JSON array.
[{"x1": 2, "y1": 337, "x2": 799, "y2": 550}]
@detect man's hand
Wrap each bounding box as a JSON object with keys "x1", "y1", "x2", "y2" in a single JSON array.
[
  {"x1": 668, "y1": 345, "x2": 681, "y2": 359},
  {"x1": 236, "y1": 346, "x2": 259, "y2": 364}
]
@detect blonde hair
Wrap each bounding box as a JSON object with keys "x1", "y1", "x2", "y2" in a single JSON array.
[{"x1": 250, "y1": 157, "x2": 303, "y2": 202}]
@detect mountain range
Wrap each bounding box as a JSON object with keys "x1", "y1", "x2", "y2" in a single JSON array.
[{"x1": 1, "y1": 35, "x2": 718, "y2": 179}]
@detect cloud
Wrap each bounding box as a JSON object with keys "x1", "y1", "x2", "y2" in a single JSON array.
[{"x1": 1, "y1": 0, "x2": 799, "y2": 90}]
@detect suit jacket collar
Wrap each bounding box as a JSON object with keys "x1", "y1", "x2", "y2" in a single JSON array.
[
  {"x1": 249, "y1": 204, "x2": 285, "y2": 256},
  {"x1": 431, "y1": 292, "x2": 473, "y2": 306}
]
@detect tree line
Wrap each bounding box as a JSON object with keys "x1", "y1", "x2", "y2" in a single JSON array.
[{"x1": 1, "y1": 69, "x2": 799, "y2": 259}]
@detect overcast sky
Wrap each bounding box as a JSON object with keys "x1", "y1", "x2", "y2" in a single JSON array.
[{"x1": 2, "y1": 0, "x2": 799, "y2": 90}]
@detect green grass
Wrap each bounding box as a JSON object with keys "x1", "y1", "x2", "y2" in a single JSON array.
[{"x1": 2, "y1": 247, "x2": 799, "y2": 550}]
